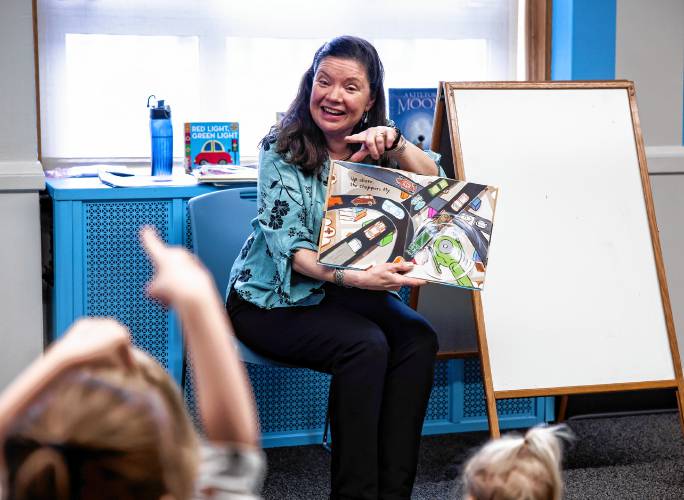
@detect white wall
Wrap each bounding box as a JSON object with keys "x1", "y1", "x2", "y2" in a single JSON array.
[
  {"x1": 616, "y1": 0, "x2": 684, "y2": 368},
  {"x1": 0, "y1": 0, "x2": 44, "y2": 389},
  {"x1": 616, "y1": 0, "x2": 684, "y2": 173},
  {"x1": 0, "y1": 0, "x2": 38, "y2": 161}
]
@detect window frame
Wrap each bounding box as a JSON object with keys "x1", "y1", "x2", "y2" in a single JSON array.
[{"x1": 37, "y1": 0, "x2": 530, "y2": 169}]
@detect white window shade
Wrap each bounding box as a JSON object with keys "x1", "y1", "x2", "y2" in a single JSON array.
[
  {"x1": 57, "y1": 34, "x2": 199, "y2": 158},
  {"x1": 38, "y1": 0, "x2": 521, "y2": 161}
]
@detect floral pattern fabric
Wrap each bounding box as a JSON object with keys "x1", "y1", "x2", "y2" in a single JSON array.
[{"x1": 228, "y1": 141, "x2": 442, "y2": 309}]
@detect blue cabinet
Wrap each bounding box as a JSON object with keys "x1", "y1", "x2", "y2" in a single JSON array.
[
  {"x1": 46, "y1": 177, "x2": 553, "y2": 448},
  {"x1": 46, "y1": 177, "x2": 219, "y2": 383}
]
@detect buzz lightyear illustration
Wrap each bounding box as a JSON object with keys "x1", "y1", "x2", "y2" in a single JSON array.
[{"x1": 431, "y1": 235, "x2": 474, "y2": 287}]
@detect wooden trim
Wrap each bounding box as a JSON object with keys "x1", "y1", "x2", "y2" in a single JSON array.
[
  {"x1": 676, "y1": 386, "x2": 684, "y2": 436},
  {"x1": 445, "y1": 80, "x2": 633, "y2": 91},
  {"x1": 32, "y1": 0, "x2": 42, "y2": 162},
  {"x1": 526, "y1": 0, "x2": 552, "y2": 81},
  {"x1": 408, "y1": 286, "x2": 420, "y2": 311},
  {"x1": 543, "y1": 0, "x2": 552, "y2": 80},
  {"x1": 473, "y1": 291, "x2": 500, "y2": 437},
  {"x1": 436, "y1": 350, "x2": 480, "y2": 360},
  {"x1": 625, "y1": 83, "x2": 684, "y2": 384},
  {"x1": 443, "y1": 79, "x2": 684, "y2": 437},
  {"x1": 444, "y1": 83, "x2": 467, "y2": 181},
  {"x1": 431, "y1": 83, "x2": 446, "y2": 157},
  {"x1": 494, "y1": 380, "x2": 679, "y2": 399},
  {"x1": 432, "y1": 82, "x2": 458, "y2": 179}
]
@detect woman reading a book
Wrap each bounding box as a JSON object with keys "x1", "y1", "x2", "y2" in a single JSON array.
[{"x1": 227, "y1": 35, "x2": 441, "y2": 500}]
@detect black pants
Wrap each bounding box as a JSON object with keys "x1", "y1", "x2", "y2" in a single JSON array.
[{"x1": 227, "y1": 284, "x2": 438, "y2": 500}]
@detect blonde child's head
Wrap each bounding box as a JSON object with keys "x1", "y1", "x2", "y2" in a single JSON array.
[
  {"x1": 2, "y1": 349, "x2": 199, "y2": 500},
  {"x1": 462, "y1": 425, "x2": 572, "y2": 500}
]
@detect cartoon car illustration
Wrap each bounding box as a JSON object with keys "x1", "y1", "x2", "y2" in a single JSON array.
[
  {"x1": 363, "y1": 220, "x2": 387, "y2": 240},
  {"x1": 361, "y1": 218, "x2": 394, "y2": 247},
  {"x1": 451, "y1": 193, "x2": 470, "y2": 211},
  {"x1": 410, "y1": 195, "x2": 426, "y2": 211},
  {"x1": 427, "y1": 179, "x2": 449, "y2": 197},
  {"x1": 348, "y1": 238, "x2": 362, "y2": 252},
  {"x1": 194, "y1": 140, "x2": 233, "y2": 165},
  {"x1": 381, "y1": 200, "x2": 405, "y2": 220},
  {"x1": 352, "y1": 195, "x2": 376, "y2": 207},
  {"x1": 406, "y1": 228, "x2": 433, "y2": 257},
  {"x1": 458, "y1": 214, "x2": 475, "y2": 224},
  {"x1": 396, "y1": 177, "x2": 418, "y2": 193}
]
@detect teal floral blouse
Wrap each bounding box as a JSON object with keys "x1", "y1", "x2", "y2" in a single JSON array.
[{"x1": 228, "y1": 140, "x2": 442, "y2": 309}]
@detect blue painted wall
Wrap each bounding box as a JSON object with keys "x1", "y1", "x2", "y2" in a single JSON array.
[{"x1": 551, "y1": 0, "x2": 617, "y2": 80}]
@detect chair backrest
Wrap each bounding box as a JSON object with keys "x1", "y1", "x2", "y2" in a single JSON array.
[
  {"x1": 188, "y1": 187, "x2": 291, "y2": 367},
  {"x1": 188, "y1": 187, "x2": 257, "y2": 298}
]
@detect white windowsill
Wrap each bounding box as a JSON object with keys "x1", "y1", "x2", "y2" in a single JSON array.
[
  {"x1": 41, "y1": 156, "x2": 260, "y2": 173},
  {"x1": 41, "y1": 147, "x2": 684, "y2": 176}
]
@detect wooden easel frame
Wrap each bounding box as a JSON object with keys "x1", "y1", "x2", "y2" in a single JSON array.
[{"x1": 433, "y1": 80, "x2": 684, "y2": 438}]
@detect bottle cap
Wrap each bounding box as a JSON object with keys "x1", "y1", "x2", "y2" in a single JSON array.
[
  {"x1": 150, "y1": 104, "x2": 171, "y2": 120},
  {"x1": 148, "y1": 95, "x2": 171, "y2": 119}
]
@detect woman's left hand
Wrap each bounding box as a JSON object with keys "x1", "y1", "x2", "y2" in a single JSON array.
[{"x1": 345, "y1": 126, "x2": 399, "y2": 162}]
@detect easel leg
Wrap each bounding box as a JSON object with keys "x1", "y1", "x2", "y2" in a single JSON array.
[
  {"x1": 472, "y1": 291, "x2": 500, "y2": 438},
  {"x1": 408, "y1": 286, "x2": 420, "y2": 311},
  {"x1": 557, "y1": 395, "x2": 569, "y2": 423},
  {"x1": 484, "y1": 382, "x2": 500, "y2": 438},
  {"x1": 676, "y1": 387, "x2": 684, "y2": 437}
]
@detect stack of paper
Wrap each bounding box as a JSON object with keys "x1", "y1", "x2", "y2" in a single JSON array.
[
  {"x1": 98, "y1": 166, "x2": 197, "y2": 188},
  {"x1": 192, "y1": 164, "x2": 258, "y2": 184}
]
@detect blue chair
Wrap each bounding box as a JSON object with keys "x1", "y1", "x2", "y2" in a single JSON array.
[
  {"x1": 188, "y1": 187, "x2": 331, "y2": 448},
  {"x1": 188, "y1": 187, "x2": 290, "y2": 366}
]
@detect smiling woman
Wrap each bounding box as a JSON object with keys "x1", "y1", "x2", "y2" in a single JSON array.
[
  {"x1": 309, "y1": 57, "x2": 374, "y2": 151},
  {"x1": 225, "y1": 36, "x2": 443, "y2": 500}
]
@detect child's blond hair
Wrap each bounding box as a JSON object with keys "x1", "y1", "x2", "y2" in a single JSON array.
[
  {"x1": 3, "y1": 349, "x2": 199, "y2": 500},
  {"x1": 463, "y1": 425, "x2": 572, "y2": 500}
]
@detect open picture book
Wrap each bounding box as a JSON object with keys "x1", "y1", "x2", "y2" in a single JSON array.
[{"x1": 317, "y1": 161, "x2": 499, "y2": 290}]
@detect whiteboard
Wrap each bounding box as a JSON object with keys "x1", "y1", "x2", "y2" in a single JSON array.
[{"x1": 448, "y1": 84, "x2": 677, "y2": 393}]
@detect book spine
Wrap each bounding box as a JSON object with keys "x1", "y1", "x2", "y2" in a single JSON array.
[{"x1": 184, "y1": 122, "x2": 192, "y2": 174}]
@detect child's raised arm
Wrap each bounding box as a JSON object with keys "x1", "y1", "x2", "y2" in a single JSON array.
[{"x1": 140, "y1": 227, "x2": 259, "y2": 448}]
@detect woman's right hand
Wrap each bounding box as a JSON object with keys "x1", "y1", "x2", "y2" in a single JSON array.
[{"x1": 346, "y1": 262, "x2": 426, "y2": 291}]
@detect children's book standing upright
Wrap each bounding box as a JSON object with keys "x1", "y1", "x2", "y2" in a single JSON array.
[
  {"x1": 317, "y1": 161, "x2": 499, "y2": 290},
  {"x1": 388, "y1": 88, "x2": 437, "y2": 151},
  {"x1": 184, "y1": 122, "x2": 239, "y2": 173}
]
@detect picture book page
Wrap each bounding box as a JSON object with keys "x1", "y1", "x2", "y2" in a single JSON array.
[{"x1": 317, "y1": 161, "x2": 498, "y2": 290}]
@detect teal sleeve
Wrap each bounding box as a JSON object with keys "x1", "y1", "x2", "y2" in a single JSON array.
[
  {"x1": 255, "y1": 148, "x2": 319, "y2": 301},
  {"x1": 424, "y1": 149, "x2": 447, "y2": 177}
]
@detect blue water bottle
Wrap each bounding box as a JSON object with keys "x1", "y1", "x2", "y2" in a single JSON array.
[{"x1": 148, "y1": 95, "x2": 173, "y2": 176}]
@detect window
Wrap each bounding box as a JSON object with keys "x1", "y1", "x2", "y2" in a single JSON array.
[{"x1": 38, "y1": 0, "x2": 523, "y2": 164}]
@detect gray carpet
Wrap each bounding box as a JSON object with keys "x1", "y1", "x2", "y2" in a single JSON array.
[{"x1": 262, "y1": 412, "x2": 684, "y2": 499}]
